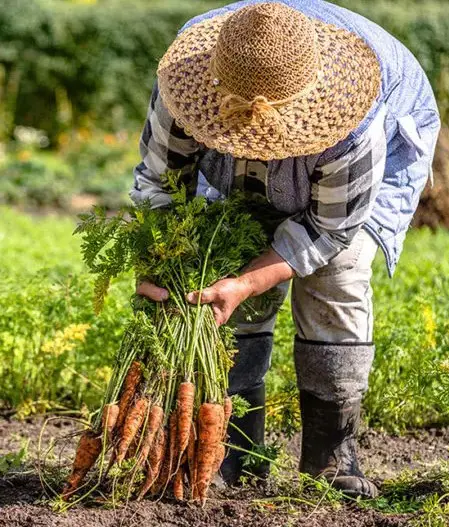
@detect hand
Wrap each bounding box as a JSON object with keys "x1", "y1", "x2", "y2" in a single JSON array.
[
  {"x1": 186, "y1": 278, "x2": 250, "y2": 326},
  {"x1": 136, "y1": 281, "x2": 169, "y2": 302},
  {"x1": 186, "y1": 249, "x2": 295, "y2": 326}
]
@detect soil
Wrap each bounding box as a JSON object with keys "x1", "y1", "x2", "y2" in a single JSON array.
[{"x1": 1, "y1": 418, "x2": 449, "y2": 527}]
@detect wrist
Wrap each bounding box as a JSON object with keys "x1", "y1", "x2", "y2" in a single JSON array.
[
  {"x1": 237, "y1": 249, "x2": 295, "y2": 299},
  {"x1": 235, "y1": 274, "x2": 256, "y2": 302}
]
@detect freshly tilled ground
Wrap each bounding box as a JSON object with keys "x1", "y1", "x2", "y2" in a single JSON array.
[{"x1": 1, "y1": 417, "x2": 449, "y2": 526}]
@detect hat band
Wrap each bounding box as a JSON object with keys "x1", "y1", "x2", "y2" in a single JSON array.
[{"x1": 215, "y1": 67, "x2": 323, "y2": 144}]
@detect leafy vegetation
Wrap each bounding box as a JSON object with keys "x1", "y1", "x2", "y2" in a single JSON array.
[
  {"x1": 1, "y1": 206, "x2": 449, "y2": 434},
  {"x1": 0, "y1": 0, "x2": 221, "y2": 142},
  {"x1": 0, "y1": 129, "x2": 138, "y2": 209},
  {"x1": 0, "y1": 0, "x2": 448, "y2": 521},
  {"x1": 0, "y1": 207, "x2": 132, "y2": 412},
  {"x1": 76, "y1": 176, "x2": 267, "y2": 315},
  {"x1": 56, "y1": 180, "x2": 271, "y2": 506},
  {"x1": 0, "y1": 439, "x2": 28, "y2": 476},
  {"x1": 361, "y1": 463, "x2": 449, "y2": 526}
]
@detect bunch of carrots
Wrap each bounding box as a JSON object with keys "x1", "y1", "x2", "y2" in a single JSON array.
[{"x1": 59, "y1": 174, "x2": 267, "y2": 506}]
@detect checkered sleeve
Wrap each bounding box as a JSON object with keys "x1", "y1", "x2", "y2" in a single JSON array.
[
  {"x1": 272, "y1": 107, "x2": 387, "y2": 277},
  {"x1": 130, "y1": 81, "x2": 200, "y2": 207}
]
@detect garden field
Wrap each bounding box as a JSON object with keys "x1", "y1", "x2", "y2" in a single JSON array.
[
  {"x1": 2, "y1": 208, "x2": 449, "y2": 526},
  {"x1": 2, "y1": 0, "x2": 449, "y2": 525},
  {"x1": 2, "y1": 208, "x2": 449, "y2": 432}
]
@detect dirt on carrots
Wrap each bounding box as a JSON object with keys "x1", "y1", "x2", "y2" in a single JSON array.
[{"x1": 2, "y1": 417, "x2": 449, "y2": 526}]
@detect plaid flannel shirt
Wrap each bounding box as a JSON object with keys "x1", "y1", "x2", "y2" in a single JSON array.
[{"x1": 131, "y1": 83, "x2": 387, "y2": 277}]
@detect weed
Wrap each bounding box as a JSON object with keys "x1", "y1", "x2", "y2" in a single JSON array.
[
  {"x1": 358, "y1": 462, "x2": 449, "y2": 524},
  {"x1": 0, "y1": 439, "x2": 29, "y2": 475}
]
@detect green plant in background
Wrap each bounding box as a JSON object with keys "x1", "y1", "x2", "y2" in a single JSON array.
[
  {"x1": 0, "y1": 154, "x2": 75, "y2": 208},
  {"x1": 0, "y1": 439, "x2": 29, "y2": 476},
  {"x1": 0, "y1": 207, "x2": 132, "y2": 412},
  {"x1": 0, "y1": 0, "x2": 447, "y2": 143},
  {"x1": 0, "y1": 128, "x2": 139, "y2": 210},
  {"x1": 365, "y1": 229, "x2": 449, "y2": 432},
  {"x1": 355, "y1": 462, "x2": 449, "y2": 525},
  {"x1": 0, "y1": 0, "x2": 222, "y2": 142},
  {"x1": 2, "y1": 207, "x2": 449, "y2": 432}
]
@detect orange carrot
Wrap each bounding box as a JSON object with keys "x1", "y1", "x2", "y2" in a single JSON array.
[
  {"x1": 173, "y1": 466, "x2": 184, "y2": 501},
  {"x1": 151, "y1": 411, "x2": 178, "y2": 496},
  {"x1": 161, "y1": 410, "x2": 177, "y2": 483},
  {"x1": 116, "y1": 361, "x2": 142, "y2": 431},
  {"x1": 62, "y1": 431, "x2": 102, "y2": 499},
  {"x1": 176, "y1": 382, "x2": 195, "y2": 459},
  {"x1": 151, "y1": 455, "x2": 170, "y2": 496},
  {"x1": 192, "y1": 479, "x2": 199, "y2": 501},
  {"x1": 137, "y1": 405, "x2": 164, "y2": 467},
  {"x1": 101, "y1": 403, "x2": 119, "y2": 443},
  {"x1": 196, "y1": 403, "x2": 224, "y2": 505},
  {"x1": 126, "y1": 432, "x2": 141, "y2": 460},
  {"x1": 212, "y1": 443, "x2": 226, "y2": 475},
  {"x1": 187, "y1": 422, "x2": 197, "y2": 494},
  {"x1": 222, "y1": 396, "x2": 232, "y2": 441},
  {"x1": 116, "y1": 397, "x2": 148, "y2": 464},
  {"x1": 138, "y1": 428, "x2": 167, "y2": 500},
  {"x1": 168, "y1": 410, "x2": 178, "y2": 476},
  {"x1": 191, "y1": 421, "x2": 200, "y2": 501}
]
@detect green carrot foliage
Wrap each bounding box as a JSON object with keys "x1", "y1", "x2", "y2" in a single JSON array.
[{"x1": 75, "y1": 172, "x2": 267, "y2": 314}]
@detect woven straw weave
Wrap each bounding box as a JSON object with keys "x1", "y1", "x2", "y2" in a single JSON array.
[{"x1": 157, "y1": 2, "x2": 381, "y2": 161}]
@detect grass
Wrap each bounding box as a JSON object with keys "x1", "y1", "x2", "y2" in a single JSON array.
[
  {"x1": 0, "y1": 207, "x2": 132, "y2": 413},
  {"x1": 1, "y1": 206, "x2": 449, "y2": 433}
]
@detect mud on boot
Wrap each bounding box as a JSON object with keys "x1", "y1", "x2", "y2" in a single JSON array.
[{"x1": 299, "y1": 390, "x2": 378, "y2": 499}]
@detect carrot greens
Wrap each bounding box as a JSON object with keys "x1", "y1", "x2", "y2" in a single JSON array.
[{"x1": 60, "y1": 174, "x2": 267, "y2": 505}]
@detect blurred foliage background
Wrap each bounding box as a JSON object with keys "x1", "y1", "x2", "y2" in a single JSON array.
[
  {"x1": 0, "y1": 0, "x2": 448, "y2": 212},
  {"x1": 0, "y1": 0, "x2": 448, "y2": 141}
]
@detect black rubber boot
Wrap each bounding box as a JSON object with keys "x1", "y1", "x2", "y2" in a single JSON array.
[
  {"x1": 300, "y1": 390, "x2": 378, "y2": 499},
  {"x1": 220, "y1": 383, "x2": 268, "y2": 486},
  {"x1": 219, "y1": 332, "x2": 273, "y2": 486}
]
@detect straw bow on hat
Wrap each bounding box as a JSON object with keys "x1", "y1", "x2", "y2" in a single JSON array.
[{"x1": 157, "y1": 2, "x2": 381, "y2": 161}]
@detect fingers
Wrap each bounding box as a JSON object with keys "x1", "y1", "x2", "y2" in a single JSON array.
[
  {"x1": 186, "y1": 289, "x2": 230, "y2": 326},
  {"x1": 186, "y1": 279, "x2": 242, "y2": 326},
  {"x1": 186, "y1": 295, "x2": 227, "y2": 326},
  {"x1": 212, "y1": 305, "x2": 228, "y2": 327},
  {"x1": 186, "y1": 288, "x2": 216, "y2": 305},
  {"x1": 136, "y1": 281, "x2": 169, "y2": 302}
]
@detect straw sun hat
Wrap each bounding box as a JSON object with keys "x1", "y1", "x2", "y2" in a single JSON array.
[{"x1": 157, "y1": 2, "x2": 381, "y2": 161}]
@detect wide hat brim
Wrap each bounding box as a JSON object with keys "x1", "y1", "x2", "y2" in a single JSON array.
[{"x1": 157, "y1": 12, "x2": 381, "y2": 161}]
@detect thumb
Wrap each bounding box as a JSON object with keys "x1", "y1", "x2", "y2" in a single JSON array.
[{"x1": 186, "y1": 288, "x2": 216, "y2": 305}]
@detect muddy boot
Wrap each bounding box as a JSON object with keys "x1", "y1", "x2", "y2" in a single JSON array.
[
  {"x1": 299, "y1": 390, "x2": 378, "y2": 498},
  {"x1": 295, "y1": 338, "x2": 378, "y2": 499},
  {"x1": 220, "y1": 383, "x2": 268, "y2": 486}
]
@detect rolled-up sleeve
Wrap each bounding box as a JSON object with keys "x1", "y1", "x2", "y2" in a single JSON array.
[
  {"x1": 130, "y1": 81, "x2": 200, "y2": 207},
  {"x1": 272, "y1": 107, "x2": 387, "y2": 277}
]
